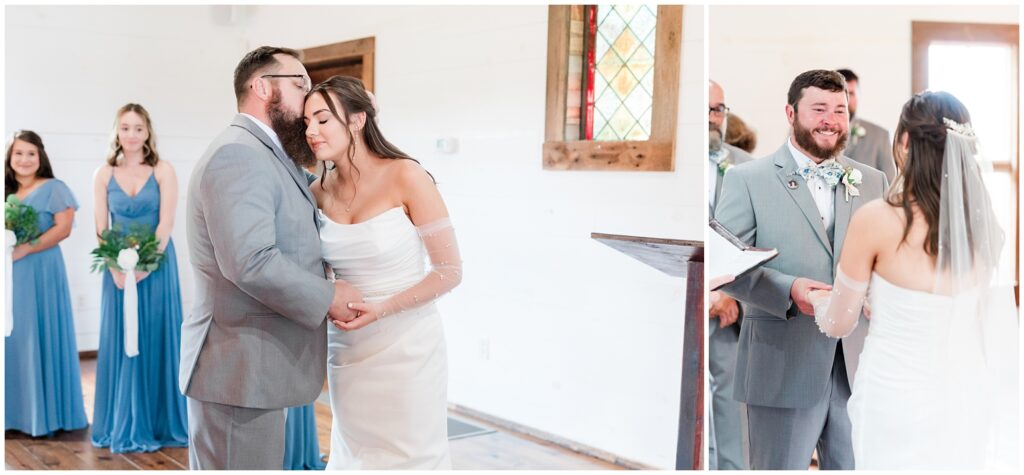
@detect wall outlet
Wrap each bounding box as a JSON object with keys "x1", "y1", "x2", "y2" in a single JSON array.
[
  {"x1": 435, "y1": 137, "x2": 458, "y2": 154},
  {"x1": 478, "y1": 337, "x2": 490, "y2": 360}
]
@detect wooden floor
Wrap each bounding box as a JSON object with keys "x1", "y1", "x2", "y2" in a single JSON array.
[{"x1": 5, "y1": 359, "x2": 621, "y2": 470}]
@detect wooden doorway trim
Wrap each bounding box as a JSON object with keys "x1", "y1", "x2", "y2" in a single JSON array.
[
  {"x1": 911, "y1": 21, "x2": 1020, "y2": 302},
  {"x1": 302, "y1": 36, "x2": 375, "y2": 91}
]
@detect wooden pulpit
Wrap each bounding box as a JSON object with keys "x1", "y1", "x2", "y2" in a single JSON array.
[{"x1": 591, "y1": 233, "x2": 704, "y2": 470}]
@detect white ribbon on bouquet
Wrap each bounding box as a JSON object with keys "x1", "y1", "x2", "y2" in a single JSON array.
[
  {"x1": 5, "y1": 230, "x2": 15, "y2": 337},
  {"x1": 117, "y1": 248, "x2": 140, "y2": 357}
]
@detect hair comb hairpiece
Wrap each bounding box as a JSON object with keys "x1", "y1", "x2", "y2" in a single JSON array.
[{"x1": 942, "y1": 117, "x2": 975, "y2": 137}]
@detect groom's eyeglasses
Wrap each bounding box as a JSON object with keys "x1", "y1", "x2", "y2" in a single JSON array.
[{"x1": 260, "y1": 74, "x2": 311, "y2": 94}]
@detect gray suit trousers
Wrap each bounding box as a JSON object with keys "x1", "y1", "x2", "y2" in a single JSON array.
[
  {"x1": 746, "y1": 344, "x2": 854, "y2": 470},
  {"x1": 709, "y1": 322, "x2": 748, "y2": 470},
  {"x1": 187, "y1": 397, "x2": 286, "y2": 470}
]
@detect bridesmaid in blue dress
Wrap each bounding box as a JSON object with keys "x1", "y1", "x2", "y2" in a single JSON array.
[
  {"x1": 90, "y1": 104, "x2": 187, "y2": 452},
  {"x1": 284, "y1": 403, "x2": 327, "y2": 470},
  {"x1": 4, "y1": 130, "x2": 88, "y2": 436}
]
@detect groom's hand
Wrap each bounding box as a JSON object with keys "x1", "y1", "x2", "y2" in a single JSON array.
[
  {"x1": 328, "y1": 280, "x2": 363, "y2": 325},
  {"x1": 790, "y1": 278, "x2": 832, "y2": 316}
]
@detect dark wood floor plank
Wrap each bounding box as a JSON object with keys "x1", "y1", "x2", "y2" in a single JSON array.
[
  {"x1": 64, "y1": 441, "x2": 139, "y2": 470},
  {"x1": 162, "y1": 446, "x2": 190, "y2": 468},
  {"x1": 121, "y1": 451, "x2": 182, "y2": 470},
  {"x1": 20, "y1": 439, "x2": 85, "y2": 470},
  {"x1": 5, "y1": 440, "x2": 49, "y2": 470}
]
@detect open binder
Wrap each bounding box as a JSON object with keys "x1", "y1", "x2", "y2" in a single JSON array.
[{"x1": 708, "y1": 219, "x2": 779, "y2": 290}]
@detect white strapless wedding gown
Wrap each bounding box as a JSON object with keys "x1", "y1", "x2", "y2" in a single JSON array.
[
  {"x1": 849, "y1": 273, "x2": 1018, "y2": 469},
  {"x1": 319, "y1": 207, "x2": 451, "y2": 469}
]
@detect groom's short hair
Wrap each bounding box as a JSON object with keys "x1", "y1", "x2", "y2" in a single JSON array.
[
  {"x1": 233, "y1": 46, "x2": 302, "y2": 106},
  {"x1": 787, "y1": 70, "x2": 847, "y2": 111}
]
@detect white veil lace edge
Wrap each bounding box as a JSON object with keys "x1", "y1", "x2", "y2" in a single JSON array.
[{"x1": 936, "y1": 118, "x2": 1018, "y2": 468}]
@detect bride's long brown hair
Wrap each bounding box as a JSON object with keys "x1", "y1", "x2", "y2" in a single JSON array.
[
  {"x1": 307, "y1": 76, "x2": 433, "y2": 190},
  {"x1": 887, "y1": 91, "x2": 971, "y2": 259}
]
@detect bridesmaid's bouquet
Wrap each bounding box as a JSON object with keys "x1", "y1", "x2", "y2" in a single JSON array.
[
  {"x1": 91, "y1": 224, "x2": 165, "y2": 358},
  {"x1": 90, "y1": 224, "x2": 165, "y2": 273},
  {"x1": 5, "y1": 195, "x2": 40, "y2": 245}
]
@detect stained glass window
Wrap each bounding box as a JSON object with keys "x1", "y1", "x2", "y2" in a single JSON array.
[{"x1": 592, "y1": 4, "x2": 658, "y2": 141}]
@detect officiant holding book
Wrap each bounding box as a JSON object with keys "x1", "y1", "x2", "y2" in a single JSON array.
[{"x1": 707, "y1": 79, "x2": 754, "y2": 471}]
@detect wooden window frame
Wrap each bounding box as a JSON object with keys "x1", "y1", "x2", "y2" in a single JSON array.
[
  {"x1": 302, "y1": 36, "x2": 376, "y2": 91},
  {"x1": 912, "y1": 21, "x2": 1020, "y2": 301},
  {"x1": 543, "y1": 5, "x2": 682, "y2": 171}
]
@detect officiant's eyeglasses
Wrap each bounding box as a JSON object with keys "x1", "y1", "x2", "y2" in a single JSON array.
[
  {"x1": 709, "y1": 104, "x2": 730, "y2": 116},
  {"x1": 259, "y1": 74, "x2": 311, "y2": 94}
]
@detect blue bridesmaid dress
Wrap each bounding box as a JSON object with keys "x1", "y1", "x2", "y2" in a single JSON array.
[
  {"x1": 90, "y1": 172, "x2": 188, "y2": 452},
  {"x1": 284, "y1": 403, "x2": 327, "y2": 470},
  {"x1": 4, "y1": 179, "x2": 88, "y2": 436}
]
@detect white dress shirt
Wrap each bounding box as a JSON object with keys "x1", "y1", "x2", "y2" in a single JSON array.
[{"x1": 787, "y1": 137, "x2": 834, "y2": 232}]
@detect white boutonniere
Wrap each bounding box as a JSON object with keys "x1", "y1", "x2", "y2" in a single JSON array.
[
  {"x1": 717, "y1": 157, "x2": 733, "y2": 175},
  {"x1": 851, "y1": 124, "x2": 867, "y2": 138},
  {"x1": 841, "y1": 167, "x2": 862, "y2": 202}
]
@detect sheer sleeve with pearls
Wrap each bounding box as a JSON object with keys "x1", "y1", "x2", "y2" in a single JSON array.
[
  {"x1": 377, "y1": 217, "x2": 462, "y2": 318},
  {"x1": 810, "y1": 266, "x2": 868, "y2": 338}
]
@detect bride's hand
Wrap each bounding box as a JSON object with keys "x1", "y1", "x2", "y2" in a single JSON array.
[
  {"x1": 791, "y1": 278, "x2": 832, "y2": 315},
  {"x1": 805, "y1": 289, "x2": 832, "y2": 314},
  {"x1": 337, "y1": 302, "x2": 381, "y2": 331}
]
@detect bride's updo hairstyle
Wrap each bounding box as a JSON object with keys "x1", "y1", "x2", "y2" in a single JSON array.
[
  {"x1": 887, "y1": 91, "x2": 971, "y2": 259},
  {"x1": 307, "y1": 76, "x2": 432, "y2": 188}
]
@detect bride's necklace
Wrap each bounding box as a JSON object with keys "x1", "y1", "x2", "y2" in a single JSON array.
[
  {"x1": 344, "y1": 192, "x2": 356, "y2": 213},
  {"x1": 332, "y1": 174, "x2": 358, "y2": 213}
]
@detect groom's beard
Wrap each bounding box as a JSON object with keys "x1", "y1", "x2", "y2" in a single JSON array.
[
  {"x1": 793, "y1": 118, "x2": 848, "y2": 160},
  {"x1": 268, "y1": 88, "x2": 316, "y2": 168}
]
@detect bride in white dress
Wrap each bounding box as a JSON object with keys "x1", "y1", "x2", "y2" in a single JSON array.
[
  {"x1": 302, "y1": 76, "x2": 461, "y2": 469},
  {"x1": 809, "y1": 91, "x2": 1018, "y2": 469}
]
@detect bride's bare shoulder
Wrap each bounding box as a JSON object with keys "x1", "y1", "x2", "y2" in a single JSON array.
[{"x1": 851, "y1": 198, "x2": 904, "y2": 235}]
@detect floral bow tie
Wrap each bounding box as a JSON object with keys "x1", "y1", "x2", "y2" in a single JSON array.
[{"x1": 798, "y1": 160, "x2": 844, "y2": 187}]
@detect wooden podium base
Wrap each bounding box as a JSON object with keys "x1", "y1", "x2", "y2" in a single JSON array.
[{"x1": 591, "y1": 233, "x2": 704, "y2": 470}]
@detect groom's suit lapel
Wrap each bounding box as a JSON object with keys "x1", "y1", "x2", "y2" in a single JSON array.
[
  {"x1": 231, "y1": 114, "x2": 316, "y2": 208},
  {"x1": 773, "y1": 145, "x2": 833, "y2": 257},
  {"x1": 832, "y1": 155, "x2": 856, "y2": 264}
]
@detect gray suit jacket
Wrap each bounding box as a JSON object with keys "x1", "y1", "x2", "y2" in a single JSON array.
[
  {"x1": 181, "y1": 114, "x2": 334, "y2": 409},
  {"x1": 844, "y1": 118, "x2": 895, "y2": 184},
  {"x1": 714, "y1": 143, "x2": 887, "y2": 409}
]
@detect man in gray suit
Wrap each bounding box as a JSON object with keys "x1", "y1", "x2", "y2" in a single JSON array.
[
  {"x1": 715, "y1": 70, "x2": 887, "y2": 470},
  {"x1": 837, "y1": 69, "x2": 896, "y2": 183},
  {"x1": 181, "y1": 46, "x2": 362, "y2": 469},
  {"x1": 707, "y1": 79, "x2": 752, "y2": 471}
]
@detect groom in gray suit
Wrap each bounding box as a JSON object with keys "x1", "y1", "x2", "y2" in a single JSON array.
[
  {"x1": 182, "y1": 46, "x2": 362, "y2": 469},
  {"x1": 715, "y1": 70, "x2": 887, "y2": 470}
]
